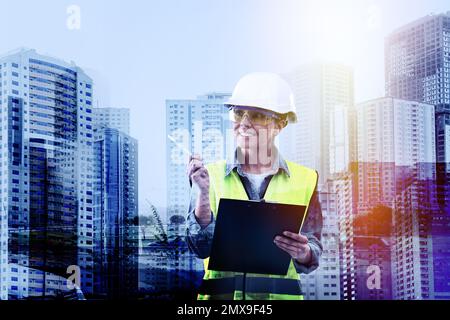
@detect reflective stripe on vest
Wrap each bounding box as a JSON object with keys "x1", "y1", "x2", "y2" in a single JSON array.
[
  {"x1": 198, "y1": 276, "x2": 303, "y2": 296},
  {"x1": 198, "y1": 160, "x2": 318, "y2": 300}
]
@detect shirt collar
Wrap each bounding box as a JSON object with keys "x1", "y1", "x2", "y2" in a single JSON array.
[{"x1": 225, "y1": 148, "x2": 291, "y2": 178}]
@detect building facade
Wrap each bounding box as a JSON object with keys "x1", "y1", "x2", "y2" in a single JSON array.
[
  {"x1": 166, "y1": 92, "x2": 231, "y2": 224},
  {"x1": 0, "y1": 49, "x2": 95, "y2": 299},
  {"x1": 385, "y1": 12, "x2": 450, "y2": 205},
  {"x1": 325, "y1": 173, "x2": 355, "y2": 300},
  {"x1": 356, "y1": 97, "x2": 445, "y2": 299},
  {"x1": 356, "y1": 97, "x2": 436, "y2": 211},
  {"x1": 93, "y1": 127, "x2": 139, "y2": 298},
  {"x1": 93, "y1": 107, "x2": 130, "y2": 135},
  {"x1": 282, "y1": 64, "x2": 355, "y2": 189},
  {"x1": 165, "y1": 92, "x2": 231, "y2": 287},
  {"x1": 392, "y1": 175, "x2": 440, "y2": 299},
  {"x1": 300, "y1": 190, "x2": 341, "y2": 300},
  {"x1": 385, "y1": 14, "x2": 450, "y2": 299}
]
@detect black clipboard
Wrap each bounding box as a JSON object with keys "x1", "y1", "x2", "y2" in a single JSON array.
[{"x1": 208, "y1": 198, "x2": 307, "y2": 275}]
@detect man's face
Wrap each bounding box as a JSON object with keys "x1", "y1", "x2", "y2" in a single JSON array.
[{"x1": 230, "y1": 107, "x2": 284, "y2": 162}]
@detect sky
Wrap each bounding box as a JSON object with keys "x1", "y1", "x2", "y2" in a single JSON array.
[{"x1": 0, "y1": 0, "x2": 449, "y2": 210}]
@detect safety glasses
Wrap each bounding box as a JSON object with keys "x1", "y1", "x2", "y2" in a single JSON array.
[{"x1": 229, "y1": 106, "x2": 284, "y2": 126}]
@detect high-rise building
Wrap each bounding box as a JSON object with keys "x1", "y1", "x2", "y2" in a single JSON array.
[
  {"x1": 353, "y1": 220, "x2": 393, "y2": 300},
  {"x1": 325, "y1": 173, "x2": 356, "y2": 300},
  {"x1": 356, "y1": 97, "x2": 445, "y2": 300},
  {"x1": 165, "y1": 92, "x2": 231, "y2": 287},
  {"x1": 385, "y1": 13, "x2": 450, "y2": 107},
  {"x1": 0, "y1": 49, "x2": 95, "y2": 298},
  {"x1": 385, "y1": 12, "x2": 450, "y2": 202},
  {"x1": 385, "y1": 15, "x2": 450, "y2": 299},
  {"x1": 336, "y1": 97, "x2": 437, "y2": 300},
  {"x1": 0, "y1": 197, "x2": 7, "y2": 300},
  {"x1": 282, "y1": 64, "x2": 354, "y2": 189},
  {"x1": 332, "y1": 170, "x2": 393, "y2": 301},
  {"x1": 92, "y1": 106, "x2": 136, "y2": 296},
  {"x1": 93, "y1": 127, "x2": 139, "y2": 298},
  {"x1": 280, "y1": 64, "x2": 353, "y2": 299},
  {"x1": 300, "y1": 190, "x2": 341, "y2": 300},
  {"x1": 392, "y1": 175, "x2": 441, "y2": 299},
  {"x1": 166, "y1": 92, "x2": 231, "y2": 224},
  {"x1": 357, "y1": 97, "x2": 436, "y2": 211},
  {"x1": 93, "y1": 107, "x2": 130, "y2": 135}
]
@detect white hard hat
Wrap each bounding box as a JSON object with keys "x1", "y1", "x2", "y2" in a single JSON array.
[{"x1": 225, "y1": 72, "x2": 297, "y2": 123}]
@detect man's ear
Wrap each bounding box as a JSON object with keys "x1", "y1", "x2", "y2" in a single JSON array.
[
  {"x1": 272, "y1": 120, "x2": 287, "y2": 137},
  {"x1": 278, "y1": 120, "x2": 288, "y2": 130}
]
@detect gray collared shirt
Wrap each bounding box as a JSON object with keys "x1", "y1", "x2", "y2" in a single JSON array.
[{"x1": 185, "y1": 151, "x2": 323, "y2": 274}]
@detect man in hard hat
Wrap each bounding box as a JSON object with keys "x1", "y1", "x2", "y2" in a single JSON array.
[{"x1": 186, "y1": 72, "x2": 323, "y2": 300}]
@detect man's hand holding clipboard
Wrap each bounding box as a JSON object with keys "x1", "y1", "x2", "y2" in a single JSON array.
[{"x1": 274, "y1": 231, "x2": 312, "y2": 266}]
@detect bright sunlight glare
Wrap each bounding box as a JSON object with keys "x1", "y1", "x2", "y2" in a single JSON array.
[{"x1": 302, "y1": 0, "x2": 383, "y2": 66}]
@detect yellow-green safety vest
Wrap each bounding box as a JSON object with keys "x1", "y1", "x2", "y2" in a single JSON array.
[{"x1": 197, "y1": 160, "x2": 318, "y2": 300}]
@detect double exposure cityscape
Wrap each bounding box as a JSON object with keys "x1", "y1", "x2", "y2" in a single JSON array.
[{"x1": 0, "y1": 0, "x2": 449, "y2": 301}]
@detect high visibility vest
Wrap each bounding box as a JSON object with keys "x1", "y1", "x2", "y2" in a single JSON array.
[{"x1": 197, "y1": 160, "x2": 318, "y2": 300}]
